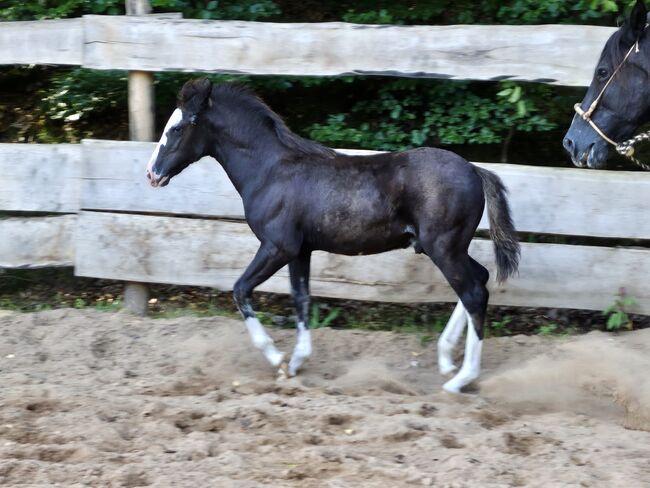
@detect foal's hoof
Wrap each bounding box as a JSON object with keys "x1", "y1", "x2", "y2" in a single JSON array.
[
  {"x1": 442, "y1": 381, "x2": 462, "y2": 395},
  {"x1": 287, "y1": 355, "x2": 309, "y2": 377},
  {"x1": 265, "y1": 349, "x2": 285, "y2": 368},
  {"x1": 438, "y1": 363, "x2": 458, "y2": 376},
  {"x1": 277, "y1": 361, "x2": 290, "y2": 380},
  {"x1": 443, "y1": 372, "x2": 479, "y2": 395}
]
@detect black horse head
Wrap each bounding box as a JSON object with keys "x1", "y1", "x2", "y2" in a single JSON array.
[
  {"x1": 146, "y1": 78, "x2": 213, "y2": 187},
  {"x1": 146, "y1": 78, "x2": 335, "y2": 187},
  {"x1": 564, "y1": 0, "x2": 650, "y2": 169}
]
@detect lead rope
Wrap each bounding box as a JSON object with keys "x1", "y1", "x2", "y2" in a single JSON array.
[
  {"x1": 615, "y1": 132, "x2": 650, "y2": 170},
  {"x1": 615, "y1": 38, "x2": 650, "y2": 171}
]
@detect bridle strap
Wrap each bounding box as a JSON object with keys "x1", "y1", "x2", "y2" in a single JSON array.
[
  {"x1": 573, "y1": 102, "x2": 619, "y2": 146},
  {"x1": 580, "y1": 40, "x2": 639, "y2": 121}
]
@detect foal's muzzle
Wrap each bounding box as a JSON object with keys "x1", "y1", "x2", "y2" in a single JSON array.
[{"x1": 146, "y1": 169, "x2": 170, "y2": 188}]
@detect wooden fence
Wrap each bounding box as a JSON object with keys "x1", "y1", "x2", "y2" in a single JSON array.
[
  {"x1": 0, "y1": 16, "x2": 615, "y2": 85},
  {"x1": 1, "y1": 14, "x2": 649, "y2": 315}
]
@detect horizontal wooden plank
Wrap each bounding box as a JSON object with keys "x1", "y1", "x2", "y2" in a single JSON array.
[
  {"x1": 475, "y1": 162, "x2": 650, "y2": 240},
  {"x1": 83, "y1": 16, "x2": 613, "y2": 86},
  {"x1": 81, "y1": 140, "x2": 243, "y2": 218},
  {"x1": 0, "y1": 144, "x2": 81, "y2": 213},
  {"x1": 0, "y1": 215, "x2": 75, "y2": 268},
  {"x1": 0, "y1": 15, "x2": 612, "y2": 86},
  {"x1": 0, "y1": 19, "x2": 82, "y2": 65},
  {"x1": 75, "y1": 211, "x2": 650, "y2": 315},
  {"x1": 81, "y1": 140, "x2": 650, "y2": 240}
]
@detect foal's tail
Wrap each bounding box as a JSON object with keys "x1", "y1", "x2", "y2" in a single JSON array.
[{"x1": 475, "y1": 167, "x2": 521, "y2": 283}]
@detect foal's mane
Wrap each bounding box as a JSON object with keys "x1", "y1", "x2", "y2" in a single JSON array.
[{"x1": 211, "y1": 83, "x2": 337, "y2": 159}]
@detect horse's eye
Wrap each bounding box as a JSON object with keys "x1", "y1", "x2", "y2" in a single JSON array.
[
  {"x1": 597, "y1": 67, "x2": 609, "y2": 80},
  {"x1": 173, "y1": 125, "x2": 182, "y2": 133}
]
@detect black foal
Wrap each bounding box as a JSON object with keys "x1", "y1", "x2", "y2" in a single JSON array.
[{"x1": 146, "y1": 79, "x2": 520, "y2": 393}]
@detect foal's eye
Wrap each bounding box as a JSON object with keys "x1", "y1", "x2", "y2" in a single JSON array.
[
  {"x1": 173, "y1": 125, "x2": 182, "y2": 133},
  {"x1": 597, "y1": 67, "x2": 609, "y2": 80}
]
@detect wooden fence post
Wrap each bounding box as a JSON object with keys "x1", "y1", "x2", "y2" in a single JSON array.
[{"x1": 125, "y1": 0, "x2": 154, "y2": 315}]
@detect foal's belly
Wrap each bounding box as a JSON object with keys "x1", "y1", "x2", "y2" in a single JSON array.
[
  {"x1": 304, "y1": 212, "x2": 413, "y2": 256},
  {"x1": 292, "y1": 169, "x2": 414, "y2": 255}
]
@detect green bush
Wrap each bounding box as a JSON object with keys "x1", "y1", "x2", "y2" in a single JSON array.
[
  {"x1": 0, "y1": 0, "x2": 123, "y2": 20},
  {"x1": 0, "y1": 0, "x2": 280, "y2": 21},
  {"x1": 308, "y1": 79, "x2": 555, "y2": 151}
]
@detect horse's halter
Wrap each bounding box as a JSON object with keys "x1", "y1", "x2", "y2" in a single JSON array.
[{"x1": 573, "y1": 34, "x2": 650, "y2": 170}]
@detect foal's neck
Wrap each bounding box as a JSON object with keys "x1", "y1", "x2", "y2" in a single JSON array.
[
  {"x1": 204, "y1": 87, "x2": 333, "y2": 199},
  {"x1": 208, "y1": 121, "x2": 286, "y2": 199}
]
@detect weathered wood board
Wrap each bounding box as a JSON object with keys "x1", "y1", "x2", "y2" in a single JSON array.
[
  {"x1": 0, "y1": 144, "x2": 81, "y2": 213},
  {"x1": 81, "y1": 140, "x2": 244, "y2": 218},
  {"x1": 82, "y1": 16, "x2": 613, "y2": 86},
  {"x1": 0, "y1": 216, "x2": 75, "y2": 268},
  {"x1": 474, "y1": 162, "x2": 650, "y2": 241},
  {"x1": 75, "y1": 211, "x2": 650, "y2": 315},
  {"x1": 81, "y1": 140, "x2": 650, "y2": 240},
  {"x1": 0, "y1": 18, "x2": 82, "y2": 66}
]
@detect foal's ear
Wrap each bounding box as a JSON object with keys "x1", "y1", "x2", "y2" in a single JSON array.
[
  {"x1": 178, "y1": 78, "x2": 213, "y2": 115},
  {"x1": 623, "y1": 0, "x2": 648, "y2": 44}
]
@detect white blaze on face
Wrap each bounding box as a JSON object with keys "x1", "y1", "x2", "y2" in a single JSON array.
[{"x1": 146, "y1": 108, "x2": 183, "y2": 177}]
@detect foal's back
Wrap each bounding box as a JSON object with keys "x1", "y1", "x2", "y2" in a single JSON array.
[
  {"x1": 313, "y1": 146, "x2": 484, "y2": 220},
  {"x1": 272, "y1": 146, "x2": 484, "y2": 256}
]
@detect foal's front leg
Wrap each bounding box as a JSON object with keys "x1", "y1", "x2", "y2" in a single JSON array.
[
  {"x1": 233, "y1": 242, "x2": 292, "y2": 372},
  {"x1": 288, "y1": 252, "x2": 312, "y2": 376}
]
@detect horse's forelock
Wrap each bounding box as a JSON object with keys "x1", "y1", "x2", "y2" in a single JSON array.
[{"x1": 178, "y1": 78, "x2": 213, "y2": 114}]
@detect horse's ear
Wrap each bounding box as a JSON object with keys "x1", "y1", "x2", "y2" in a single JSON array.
[
  {"x1": 623, "y1": 0, "x2": 647, "y2": 44},
  {"x1": 178, "y1": 78, "x2": 213, "y2": 115}
]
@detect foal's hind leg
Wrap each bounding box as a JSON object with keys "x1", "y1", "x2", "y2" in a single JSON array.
[
  {"x1": 287, "y1": 251, "x2": 312, "y2": 376},
  {"x1": 437, "y1": 301, "x2": 467, "y2": 375},
  {"x1": 437, "y1": 258, "x2": 489, "y2": 375},
  {"x1": 233, "y1": 242, "x2": 293, "y2": 371},
  {"x1": 427, "y1": 244, "x2": 489, "y2": 393}
]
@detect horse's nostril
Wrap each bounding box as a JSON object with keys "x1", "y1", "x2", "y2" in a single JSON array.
[
  {"x1": 563, "y1": 137, "x2": 580, "y2": 161},
  {"x1": 563, "y1": 137, "x2": 574, "y2": 152}
]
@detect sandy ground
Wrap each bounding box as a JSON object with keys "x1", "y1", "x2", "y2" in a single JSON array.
[{"x1": 0, "y1": 309, "x2": 649, "y2": 488}]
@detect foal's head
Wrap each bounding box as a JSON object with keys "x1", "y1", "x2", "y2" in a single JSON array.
[
  {"x1": 146, "y1": 78, "x2": 214, "y2": 187},
  {"x1": 563, "y1": 0, "x2": 650, "y2": 169}
]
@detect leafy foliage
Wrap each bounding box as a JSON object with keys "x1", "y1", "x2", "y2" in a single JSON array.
[
  {"x1": 151, "y1": 0, "x2": 280, "y2": 20},
  {"x1": 536, "y1": 323, "x2": 559, "y2": 335},
  {"x1": 495, "y1": 0, "x2": 622, "y2": 24},
  {"x1": 308, "y1": 79, "x2": 555, "y2": 151},
  {"x1": 0, "y1": 0, "x2": 280, "y2": 21},
  {"x1": 603, "y1": 288, "x2": 637, "y2": 331},
  {"x1": 486, "y1": 316, "x2": 513, "y2": 337},
  {"x1": 309, "y1": 303, "x2": 341, "y2": 329},
  {"x1": 335, "y1": 0, "x2": 632, "y2": 26},
  {"x1": 0, "y1": 0, "x2": 123, "y2": 20},
  {"x1": 41, "y1": 69, "x2": 128, "y2": 139}
]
